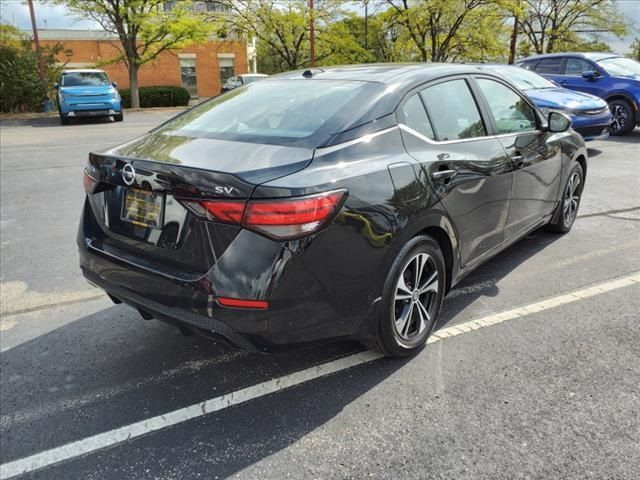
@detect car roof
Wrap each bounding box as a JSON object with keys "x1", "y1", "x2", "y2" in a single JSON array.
[
  {"x1": 269, "y1": 63, "x2": 494, "y2": 89},
  {"x1": 239, "y1": 73, "x2": 268, "y2": 77},
  {"x1": 517, "y1": 52, "x2": 619, "y2": 63},
  {"x1": 62, "y1": 69, "x2": 107, "y2": 73}
]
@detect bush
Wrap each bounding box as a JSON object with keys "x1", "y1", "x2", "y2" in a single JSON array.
[
  {"x1": 119, "y1": 86, "x2": 191, "y2": 108},
  {"x1": 0, "y1": 25, "x2": 62, "y2": 113}
]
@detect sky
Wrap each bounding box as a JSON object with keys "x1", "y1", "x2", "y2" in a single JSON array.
[{"x1": 0, "y1": 0, "x2": 638, "y2": 53}]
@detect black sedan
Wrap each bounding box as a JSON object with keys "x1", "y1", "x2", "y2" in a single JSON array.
[{"x1": 79, "y1": 64, "x2": 587, "y2": 357}]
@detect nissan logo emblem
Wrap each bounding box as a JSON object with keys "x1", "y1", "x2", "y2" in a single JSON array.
[{"x1": 121, "y1": 163, "x2": 136, "y2": 186}]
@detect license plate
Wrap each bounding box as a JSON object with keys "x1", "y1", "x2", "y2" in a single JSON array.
[{"x1": 121, "y1": 189, "x2": 164, "y2": 228}]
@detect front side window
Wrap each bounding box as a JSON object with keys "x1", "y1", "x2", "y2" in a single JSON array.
[
  {"x1": 420, "y1": 79, "x2": 486, "y2": 141},
  {"x1": 564, "y1": 58, "x2": 593, "y2": 76},
  {"x1": 534, "y1": 57, "x2": 564, "y2": 74},
  {"x1": 399, "y1": 94, "x2": 435, "y2": 140},
  {"x1": 476, "y1": 78, "x2": 537, "y2": 134},
  {"x1": 179, "y1": 57, "x2": 197, "y2": 96},
  {"x1": 61, "y1": 72, "x2": 110, "y2": 87}
]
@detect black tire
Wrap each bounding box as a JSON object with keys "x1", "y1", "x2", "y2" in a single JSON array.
[
  {"x1": 608, "y1": 99, "x2": 635, "y2": 136},
  {"x1": 59, "y1": 114, "x2": 70, "y2": 125},
  {"x1": 364, "y1": 235, "x2": 446, "y2": 357},
  {"x1": 113, "y1": 112, "x2": 124, "y2": 122},
  {"x1": 546, "y1": 162, "x2": 584, "y2": 233}
]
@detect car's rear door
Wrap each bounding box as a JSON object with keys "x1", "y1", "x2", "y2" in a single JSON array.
[
  {"x1": 472, "y1": 75, "x2": 562, "y2": 240},
  {"x1": 532, "y1": 56, "x2": 566, "y2": 84},
  {"x1": 398, "y1": 77, "x2": 513, "y2": 267}
]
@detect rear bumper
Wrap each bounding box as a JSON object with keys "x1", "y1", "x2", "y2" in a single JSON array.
[{"x1": 77, "y1": 223, "x2": 371, "y2": 351}]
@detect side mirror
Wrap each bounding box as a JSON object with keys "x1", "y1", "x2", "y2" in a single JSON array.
[
  {"x1": 581, "y1": 70, "x2": 596, "y2": 81},
  {"x1": 53, "y1": 82, "x2": 59, "y2": 89},
  {"x1": 548, "y1": 111, "x2": 571, "y2": 133},
  {"x1": 111, "y1": 81, "x2": 118, "y2": 88}
]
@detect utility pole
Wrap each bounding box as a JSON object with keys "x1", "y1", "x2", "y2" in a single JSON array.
[
  {"x1": 508, "y1": 14, "x2": 519, "y2": 64},
  {"x1": 27, "y1": 0, "x2": 46, "y2": 84},
  {"x1": 309, "y1": 0, "x2": 315, "y2": 66},
  {"x1": 364, "y1": 0, "x2": 369, "y2": 51}
]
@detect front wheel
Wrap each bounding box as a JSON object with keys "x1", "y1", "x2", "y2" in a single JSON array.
[
  {"x1": 547, "y1": 162, "x2": 584, "y2": 233},
  {"x1": 364, "y1": 235, "x2": 446, "y2": 357},
  {"x1": 113, "y1": 112, "x2": 123, "y2": 122},
  {"x1": 608, "y1": 99, "x2": 635, "y2": 136}
]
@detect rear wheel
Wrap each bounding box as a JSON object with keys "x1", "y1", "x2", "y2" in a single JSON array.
[
  {"x1": 364, "y1": 235, "x2": 445, "y2": 357},
  {"x1": 547, "y1": 162, "x2": 584, "y2": 233},
  {"x1": 608, "y1": 99, "x2": 634, "y2": 136},
  {"x1": 59, "y1": 114, "x2": 70, "y2": 125}
]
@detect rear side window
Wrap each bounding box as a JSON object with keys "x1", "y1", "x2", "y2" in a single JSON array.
[
  {"x1": 564, "y1": 58, "x2": 592, "y2": 75},
  {"x1": 476, "y1": 79, "x2": 537, "y2": 134},
  {"x1": 420, "y1": 79, "x2": 486, "y2": 141},
  {"x1": 399, "y1": 94, "x2": 435, "y2": 140},
  {"x1": 519, "y1": 60, "x2": 539, "y2": 71},
  {"x1": 534, "y1": 58, "x2": 564, "y2": 74}
]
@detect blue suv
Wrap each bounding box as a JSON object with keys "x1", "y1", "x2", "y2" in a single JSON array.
[
  {"x1": 55, "y1": 69, "x2": 123, "y2": 125},
  {"x1": 517, "y1": 53, "x2": 640, "y2": 135}
]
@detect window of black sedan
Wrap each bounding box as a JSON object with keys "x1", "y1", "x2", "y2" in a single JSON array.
[{"x1": 476, "y1": 79, "x2": 537, "y2": 134}]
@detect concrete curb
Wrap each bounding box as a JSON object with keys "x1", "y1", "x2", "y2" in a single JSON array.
[{"x1": 0, "y1": 106, "x2": 188, "y2": 122}]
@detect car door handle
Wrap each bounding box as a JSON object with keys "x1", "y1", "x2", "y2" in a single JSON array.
[
  {"x1": 431, "y1": 169, "x2": 457, "y2": 181},
  {"x1": 511, "y1": 155, "x2": 525, "y2": 168}
]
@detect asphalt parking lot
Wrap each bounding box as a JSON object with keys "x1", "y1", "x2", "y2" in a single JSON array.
[{"x1": 1, "y1": 112, "x2": 639, "y2": 480}]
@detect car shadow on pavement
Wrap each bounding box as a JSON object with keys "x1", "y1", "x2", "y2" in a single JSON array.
[
  {"x1": 0, "y1": 228, "x2": 560, "y2": 473},
  {"x1": 600, "y1": 128, "x2": 640, "y2": 143},
  {"x1": 436, "y1": 227, "x2": 562, "y2": 330}
]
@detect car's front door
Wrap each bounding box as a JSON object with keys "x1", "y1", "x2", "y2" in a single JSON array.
[
  {"x1": 398, "y1": 77, "x2": 513, "y2": 267},
  {"x1": 555, "y1": 57, "x2": 607, "y2": 97},
  {"x1": 473, "y1": 76, "x2": 563, "y2": 240}
]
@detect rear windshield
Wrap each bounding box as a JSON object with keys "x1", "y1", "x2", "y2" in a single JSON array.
[
  {"x1": 155, "y1": 79, "x2": 382, "y2": 147},
  {"x1": 62, "y1": 72, "x2": 110, "y2": 87}
]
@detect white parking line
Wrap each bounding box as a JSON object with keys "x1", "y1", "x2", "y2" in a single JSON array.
[{"x1": 1, "y1": 272, "x2": 639, "y2": 479}]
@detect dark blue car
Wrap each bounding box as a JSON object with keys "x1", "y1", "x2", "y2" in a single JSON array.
[
  {"x1": 485, "y1": 65, "x2": 611, "y2": 141},
  {"x1": 516, "y1": 53, "x2": 640, "y2": 135}
]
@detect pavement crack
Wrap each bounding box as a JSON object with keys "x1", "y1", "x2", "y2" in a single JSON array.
[{"x1": 578, "y1": 206, "x2": 640, "y2": 219}]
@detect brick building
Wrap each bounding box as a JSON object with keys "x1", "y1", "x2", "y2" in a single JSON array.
[{"x1": 34, "y1": 29, "x2": 251, "y2": 98}]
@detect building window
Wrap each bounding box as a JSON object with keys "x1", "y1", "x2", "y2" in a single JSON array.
[
  {"x1": 219, "y1": 57, "x2": 235, "y2": 86},
  {"x1": 163, "y1": 1, "x2": 175, "y2": 12},
  {"x1": 180, "y1": 57, "x2": 198, "y2": 97}
]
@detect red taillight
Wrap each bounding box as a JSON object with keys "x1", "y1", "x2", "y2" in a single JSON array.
[
  {"x1": 183, "y1": 200, "x2": 246, "y2": 224},
  {"x1": 83, "y1": 171, "x2": 98, "y2": 194},
  {"x1": 217, "y1": 297, "x2": 268, "y2": 310},
  {"x1": 180, "y1": 190, "x2": 346, "y2": 240},
  {"x1": 243, "y1": 191, "x2": 346, "y2": 239}
]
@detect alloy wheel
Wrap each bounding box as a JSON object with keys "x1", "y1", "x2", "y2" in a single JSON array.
[
  {"x1": 393, "y1": 253, "x2": 439, "y2": 340},
  {"x1": 610, "y1": 104, "x2": 628, "y2": 134},
  {"x1": 563, "y1": 170, "x2": 581, "y2": 225}
]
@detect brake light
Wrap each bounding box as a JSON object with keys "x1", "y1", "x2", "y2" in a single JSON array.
[
  {"x1": 180, "y1": 190, "x2": 346, "y2": 240},
  {"x1": 184, "y1": 200, "x2": 246, "y2": 224},
  {"x1": 83, "y1": 171, "x2": 98, "y2": 194},
  {"x1": 243, "y1": 191, "x2": 346, "y2": 239}
]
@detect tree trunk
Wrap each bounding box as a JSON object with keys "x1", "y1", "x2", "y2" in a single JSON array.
[{"x1": 129, "y1": 63, "x2": 140, "y2": 109}]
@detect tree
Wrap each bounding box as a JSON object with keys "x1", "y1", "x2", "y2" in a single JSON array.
[
  {"x1": 517, "y1": 0, "x2": 627, "y2": 54},
  {"x1": 0, "y1": 25, "x2": 63, "y2": 112},
  {"x1": 384, "y1": 0, "x2": 498, "y2": 62},
  {"x1": 53, "y1": 0, "x2": 213, "y2": 108},
  {"x1": 630, "y1": 38, "x2": 640, "y2": 61},
  {"x1": 218, "y1": 0, "x2": 349, "y2": 72}
]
